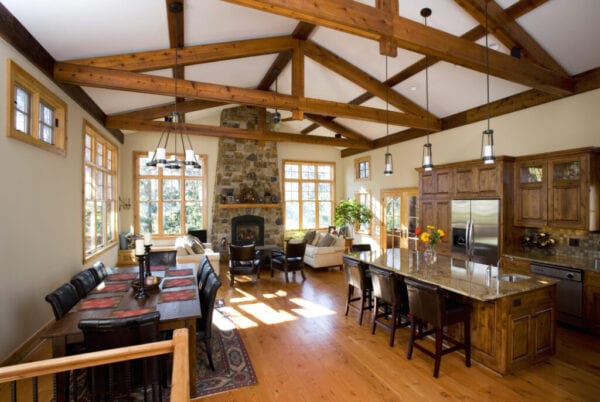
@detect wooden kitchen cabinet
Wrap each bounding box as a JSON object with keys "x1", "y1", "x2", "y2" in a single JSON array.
[
  {"x1": 420, "y1": 168, "x2": 454, "y2": 197},
  {"x1": 514, "y1": 148, "x2": 599, "y2": 231},
  {"x1": 584, "y1": 271, "x2": 600, "y2": 335},
  {"x1": 420, "y1": 198, "x2": 451, "y2": 255},
  {"x1": 455, "y1": 163, "x2": 503, "y2": 197}
]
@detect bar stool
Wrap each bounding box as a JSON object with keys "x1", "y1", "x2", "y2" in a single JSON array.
[
  {"x1": 370, "y1": 266, "x2": 410, "y2": 346},
  {"x1": 404, "y1": 277, "x2": 471, "y2": 378},
  {"x1": 343, "y1": 256, "x2": 373, "y2": 325}
]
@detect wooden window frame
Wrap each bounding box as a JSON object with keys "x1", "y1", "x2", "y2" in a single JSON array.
[
  {"x1": 133, "y1": 152, "x2": 208, "y2": 238},
  {"x1": 355, "y1": 190, "x2": 372, "y2": 235},
  {"x1": 283, "y1": 160, "x2": 336, "y2": 232},
  {"x1": 82, "y1": 121, "x2": 118, "y2": 262},
  {"x1": 6, "y1": 59, "x2": 67, "y2": 156},
  {"x1": 354, "y1": 156, "x2": 371, "y2": 181}
]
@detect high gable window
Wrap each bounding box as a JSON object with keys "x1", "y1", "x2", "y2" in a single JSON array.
[
  {"x1": 355, "y1": 156, "x2": 370, "y2": 180},
  {"x1": 6, "y1": 59, "x2": 67, "y2": 155}
]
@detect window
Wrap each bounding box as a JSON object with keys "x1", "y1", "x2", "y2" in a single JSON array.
[
  {"x1": 83, "y1": 122, "x2": 118, "y2": 261},
  {"x1": 356, "y1": 191, "x2": 371, "y2": 234},
  {"x1": 283, "y1": 160, "x2": 335, "y2": 231},
  {"x1": 355, "y1": 156, "x2": 370, "y2": 180},
  {"x1": 7, "y1": 59, "x2": 67, "y2": 155},
  {"x1": 134, "y1": 152, "x2": 208, "y2": 236}
]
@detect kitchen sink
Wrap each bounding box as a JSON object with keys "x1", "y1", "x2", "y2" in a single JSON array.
[{"x1": 499, "y1": 274, "x2": 530, "y2": 282}]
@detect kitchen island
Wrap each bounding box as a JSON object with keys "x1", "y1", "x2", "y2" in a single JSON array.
[{"x1": 345, "y1": 248, "x2": 559, "y2": 374}]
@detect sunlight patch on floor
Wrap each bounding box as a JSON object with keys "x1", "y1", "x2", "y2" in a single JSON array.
[
  {"x1": 289, "y1": 297, "x2": 337, "y2": 318},
  {"x1": 215, "y1": 306, "x2": 258, "y2": 329},
  {"x1": 230, "y1": 287, "x2": 257, "y2": 304},
  {"x1": 262, "y1": 290, "x2": 288, "y2": 299},
  {"x1": 239, "y1": 302, "x2": 298, "y2": 324}
]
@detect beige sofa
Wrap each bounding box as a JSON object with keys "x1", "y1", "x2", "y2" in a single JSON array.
[
  {"x1": 300, "y1": 232, "x2": 346, "y2": 270},
  {"x1": 154, "y1": 236, "x2": 220, "y2": 274}
]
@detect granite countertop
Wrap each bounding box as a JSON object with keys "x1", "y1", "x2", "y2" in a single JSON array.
[
  {"x1": 504, "y1": 250, "x2": 600, "y2": 273},
  {"x1": 345, "y1": 249, "x2": 558, "y2": 302}
]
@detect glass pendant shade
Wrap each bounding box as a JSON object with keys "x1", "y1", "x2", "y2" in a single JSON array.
[
  {"x1": 422, "y1": 142, "x2": 433, "y2": 171},
  {"x1": 384, "y1": 151, "x2": 393, "y2": 176},
  {"x1": 481, "y1": 128, "x2": 495, "y2": 164}
]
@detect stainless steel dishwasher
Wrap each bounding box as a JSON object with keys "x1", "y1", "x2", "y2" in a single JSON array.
[{"x1": 530, "y1": 262, "x2": 583, "y2": 327}]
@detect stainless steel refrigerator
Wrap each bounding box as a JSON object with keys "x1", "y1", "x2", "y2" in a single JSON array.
[{"x1": 451, "y1": 199, "x2": 500, "y2": 265}]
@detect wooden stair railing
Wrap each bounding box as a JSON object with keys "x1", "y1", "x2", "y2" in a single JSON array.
[{"x1": 0, "y1": 328, "x2": 189, "y2": 401}]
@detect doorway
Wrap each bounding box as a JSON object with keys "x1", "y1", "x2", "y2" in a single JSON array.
[{"x1": 381, "y1": 188, "x2": 419, "y2": 250}]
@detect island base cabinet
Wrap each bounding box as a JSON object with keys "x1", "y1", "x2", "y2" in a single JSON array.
[{"x1": 449, "y1": 286, "x2": 556, "y2": 375}]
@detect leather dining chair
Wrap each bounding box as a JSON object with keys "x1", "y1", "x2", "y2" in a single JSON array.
[
  {"x1": 197, "y1": 256, "x2": 215, "y2": 294},
  {"x1": 79, "y1": 311, "x2": 163, "y2": 401},
  {"x1": 87, "y1": 261, "x2": 108, "y2": 284},
  {"x1": 350, "y1": 244, "x2": 372, "y2": 252},
  {"x1": 197, "y1": 271, "x2": 222, "y2": 371},
  {"x1": 44, "y1": 282, "x2": 80, "y2": 320},
  {"x1": 270, "y1": 241, "x2": 307, "y2": 283},
  {"x1": 343, "y1": 256, "x2": 373, "y2": 325},
  {"x1": 70, "y1": 270, "x2": 98, "y2": 299},
  {"x1": 228, "y1": 243, "x2": 261, "y2": 286},
  {"x1": 370, "y1": 266, "x2": 410, "y2": 347},
  {"x1": 149, "y1": 250, "x2": 177, "y2": 267},
  {"x1": 404, "y1": 277, "x2": 471, "y2": 378}
]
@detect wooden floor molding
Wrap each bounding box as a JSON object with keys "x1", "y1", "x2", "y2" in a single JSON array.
[{"x1": 197, "y1": 262, "x2": 600, "y2": 401}]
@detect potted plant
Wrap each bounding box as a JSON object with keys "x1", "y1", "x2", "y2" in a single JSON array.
[{"x1": 334, "y1": 199, "x2": 373, "y2": 239}]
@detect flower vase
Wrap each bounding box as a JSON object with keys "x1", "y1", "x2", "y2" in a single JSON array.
[{"x1": 423, "y1": 247, "x2": 437, "y2": 265}]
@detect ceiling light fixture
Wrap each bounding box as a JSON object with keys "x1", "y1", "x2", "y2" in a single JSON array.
[
  {"x1": 383, "y1": 55, "x2": 393, "y2": 176},
  {"x1": 147, "y1": 1, "x2": 201, "y2": 173},
  {"x1": 272, "y1": 68, "x2": 281, "y2": 126},
  {"x1": 481, "y1": 0, "x2": 496, "y2": 164},
  {"x1": 421, "y1": 7, "x2": 433, "y2": 172}
]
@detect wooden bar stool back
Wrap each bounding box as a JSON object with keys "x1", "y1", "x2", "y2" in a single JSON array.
[
  {"x1": 370, "y1": 266, "x2": 409, "y2": 346},
  {"x1": 342, "y1": 257, "x2": 373, "y2": 325}
]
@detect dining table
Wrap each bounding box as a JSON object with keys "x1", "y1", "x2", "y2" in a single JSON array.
[{"x1": 41, "y1": 262, "x2": 201, "y2": 400}]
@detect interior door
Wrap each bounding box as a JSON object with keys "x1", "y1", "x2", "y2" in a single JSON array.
[{"x1": 381, "y1": 188, "x2": 418, "y2": 250}]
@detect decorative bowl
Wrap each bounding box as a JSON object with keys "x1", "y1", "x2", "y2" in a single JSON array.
[{"x1": 131, "y1": 276, "x2": 161, "y2": 291}]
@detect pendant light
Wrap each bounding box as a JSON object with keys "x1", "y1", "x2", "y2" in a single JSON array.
[
  {"x1": 481, "y1": 0, "x2": 496, "y2": 164},
  {"x1": 421, "y1": 7, "x2": 433, "y2": 172},
  {"x1": 146, "y1": 1, "x2": 201, "y2": 172},
  {"x1": 383, "y1": 56, "x2": 393, "y2": 176}
]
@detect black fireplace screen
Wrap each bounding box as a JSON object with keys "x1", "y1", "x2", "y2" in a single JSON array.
[{"x1": 231, "y1": 215, "x2": 264, "y2": 246}]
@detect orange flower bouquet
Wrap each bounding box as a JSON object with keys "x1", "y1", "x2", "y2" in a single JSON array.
[{"x1": 415, "y1": 225, "x2": 445, "y2": 264}]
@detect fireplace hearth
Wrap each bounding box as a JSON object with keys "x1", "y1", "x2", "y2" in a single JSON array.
[{"x1": 231, "y1": 215, "x2": 264, "y2": 246}]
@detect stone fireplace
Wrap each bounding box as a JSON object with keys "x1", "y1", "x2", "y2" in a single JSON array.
[
  {"x1": 210, "y1": 137, "x2": 283, "y2": 247},
  {"x1": 231, "y1": 215, "x2": 264, "y2": 246}
]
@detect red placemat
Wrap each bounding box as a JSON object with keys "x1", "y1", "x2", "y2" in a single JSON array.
[
  {"x1": 159, "y1": 289, "x2": 196, "y2": 303},
  {"x1": 90, "y1": 283, "x2": 128, "y2": 294},
  {"x1": 166, "y1": 268, "x2": 193, "y2": 277},
  {"x1": 150, "y1": 265, "x2": 168, "y2": 272},
  {"x1": 162, "y1": 277, "x2": 195, "y2": 289},
  {"x1": 78, "y1": 296, "x2": 122, "y2": 310},
  {"x1": 111, "y1": 308, "x2": 155, "y2": 318},
  {"x1": 106, "y1": 273, "x2": 137, "y2": 281}
]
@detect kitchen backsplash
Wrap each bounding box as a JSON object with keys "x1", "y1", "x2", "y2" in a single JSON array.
[{"x1": 522, "y1": 228, "x2": 600, "y2": 259}]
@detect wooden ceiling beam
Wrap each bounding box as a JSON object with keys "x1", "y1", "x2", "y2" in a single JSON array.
[
  {"x1": 223, "y1": 0, "x2": 574, "y2": 96},
  {"x1": 109, "y1": 100, "x2": 226, "y2": 121},
  {"x1": 454, "y1": 0, "x2": 568, "y2": 76},
  {"x1": 303, "y1": 40, "x2": 435, "y2": 119},
  {"x1": 105, "y1": 117, "x2": 373, "y2": 149},
  {"x1": 64, "y1": 36, "x2": 297, "y2": 73},
  {"x1": 54, "y1": 63, "x2": 441, "y2": 130},
  {"x1": 304, "y1": 113, "x2": 371, "y2": 143}
]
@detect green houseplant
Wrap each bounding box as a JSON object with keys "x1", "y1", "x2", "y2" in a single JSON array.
[{"x1": 334, "y1": 199, "x2": 373, "y2": 238}]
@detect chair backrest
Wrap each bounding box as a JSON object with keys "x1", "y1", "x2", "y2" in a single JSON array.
[
  {"x1": 88, "y1": 261, "x2": 107, "y2": 283},
  {"x1": 78, "y1": 311, "x2": 161, "y2": 399},
  {"x1": 198, "y1": 260, "x2": 215, "y2": 293},
  {"x1": 351, "y1": 244, "x2": 372, "y2": 252},
  {"x1": 196, "y1": 255, "x2": 212, "y2": 285},
  {"x1": 70, "y1": 270, "x2": 98, "y2": 298},
  {"x1": 343, "y1": 257, "x2": 367, "y2": 290},
  {"x1": 199, "y1": 272, "x2": 222, "y2": 336},
  {"x1": 285, "y1": 241, "x2": 307, "y2": 259},
  {"x1": 404, "y1": 277, "x2": 444, "y2": 328},
  {"x1": 370, "y1": 266, "x2": 396, "y2": 304},
  {"x1": 229, "y1": 243, "x2": 256, "y2": 263},
  {"x1": 149, "y1": 250, "x2": 177, "y2": 266},
  {"x1": 45, "y1": 283, "x2": 80, "y2": 319}
]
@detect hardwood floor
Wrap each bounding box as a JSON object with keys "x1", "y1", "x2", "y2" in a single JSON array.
[{"x1": 199, "y1": 263, "x2": 600, "y2": 402}]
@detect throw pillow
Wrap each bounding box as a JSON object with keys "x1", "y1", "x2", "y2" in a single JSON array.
[
  {"x1": 312, "y1": 232, "x2": 322, "y2": 246},
  {"x1": 190, "y1": 237, "x2": 205, "y2": 254},
  {"x1": 303, "y1": 230, "x2": 316, "y2": 245},
  {"x1": 317, "y1": 233, "x2": 336, "y2": 247}
]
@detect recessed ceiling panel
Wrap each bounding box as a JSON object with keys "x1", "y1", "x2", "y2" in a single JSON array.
[{"x1": 185, "y1": 54, "x2": 278, "y2": 88}]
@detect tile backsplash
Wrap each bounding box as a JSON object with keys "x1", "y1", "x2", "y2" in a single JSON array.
[{"x1": 521, "y1": 228, "x2": 600, "y2": 259}]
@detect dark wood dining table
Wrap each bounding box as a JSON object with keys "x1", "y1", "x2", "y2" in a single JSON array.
[{"x1": 41, "y1": 263, "x2": 201, "y2": 399}]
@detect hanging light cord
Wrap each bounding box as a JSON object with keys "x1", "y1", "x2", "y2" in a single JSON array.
[
  {"x1": 385, "y1": 56, "x2": 390, "y2": 152},
  {"x1": 485, "y1": 0, "x2": 491, "y2": 131},
  {"x1": 424, "y1": 14, "x2": 430, "y2": 146}
]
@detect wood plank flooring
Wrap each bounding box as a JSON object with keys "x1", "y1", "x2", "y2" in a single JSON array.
[{"x1": 198, "y1": 263, "x2": 600, "y2": 402}]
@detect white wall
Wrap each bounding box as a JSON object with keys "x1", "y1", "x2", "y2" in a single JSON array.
[
  {"x1": 343, "y1": 88, "x2": 600, "y2": 247},
  {"x1": 0, "y1": 38, "x2": 119, "y2": 360}
]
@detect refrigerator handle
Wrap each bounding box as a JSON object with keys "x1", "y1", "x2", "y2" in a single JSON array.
[{"x1": 465, "y1": 219, "x2": 473, "y2": 257}]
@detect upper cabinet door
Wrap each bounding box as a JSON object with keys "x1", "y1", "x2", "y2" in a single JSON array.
[
  {"x1": 548, "y1": 154, "x2": 589, "y2": 229},
  {"x1": 514, "y1": 159, "x2": 547, "y2": 227}
]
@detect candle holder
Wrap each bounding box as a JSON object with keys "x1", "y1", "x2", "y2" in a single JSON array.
[
  {"x1": 144, "y1": 244, "x2": 152, "y2": 277},
  {"x1": 135, "y1": 254, "x2": 148, "y2": 299}
]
